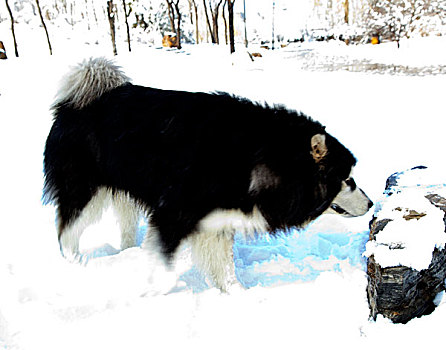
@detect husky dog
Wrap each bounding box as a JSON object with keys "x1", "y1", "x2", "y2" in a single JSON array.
[{"x1": 44, "y1": 57, "x2": 373, "y2": 291}]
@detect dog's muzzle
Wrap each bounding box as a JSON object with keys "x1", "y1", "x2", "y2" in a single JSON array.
[{"x1": 329, "y1": 195, "x2": 373, "y2": 217}]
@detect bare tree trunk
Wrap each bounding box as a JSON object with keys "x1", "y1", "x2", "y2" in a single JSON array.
[
  {"x1": 272, "y1": 1, "x2": 275, "y2": 50},
  {"x1": 203, "y1": 0, "x2": 214, "y2": 43},
  {"x1": 5, "y1": 0, "x2": 19, "y2": 57},
  {"x1": 222, "y1": 0, "x2": 228, "y2": 45},
  {"x1": 191, "y1": 0, "x2": 199, "y2": 43},
  {"x1": 166, "y1": 1, "x2": 176, "y2": 34},
  {"x1": 122, "y1": 0, "x2": 131, "y2": 52},
  {"x1": 212, "y1": 13, "x2": 218, "y2": 44},
  {"x1": 211, "y1": 0, "x2": 223, "y2": 44},
  {"x1": 91, "y1": 0, "x2": 98, "y2": 25},
  {"x1": 165, "y1": 0, "x2": 182, "y2": 49},
  {"x1": 243, "y1": 0, "x2": 247, "y2": 47},
  {"x1": 344, "y1": 0, "x2": 349, "y2": 24},
  {"x1": 188, "y1": 0, "x2": 193, "y2": 25},
  {"x1": 107, "y1": 0, "x2": 118, "y2": 55},
  {"x1": 227, "y1": 0, "x2": 235, "y2": 53},
  {"x1": 84, "y1": 0, "x2": 91, "y2": 30},
  {"x1": 203, "y1": 0, "x2": 223, "y2": 44},
  {"x1": 36, "y1": 0, "x2": 53, "y2": 55},
  {"x1": 174, "y1": 1, "x2": 182, "y2": 49}
]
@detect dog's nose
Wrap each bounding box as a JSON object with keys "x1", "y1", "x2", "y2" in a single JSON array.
[{"x1": 368, "y1": 199, "x2": 374, "y2": 209}]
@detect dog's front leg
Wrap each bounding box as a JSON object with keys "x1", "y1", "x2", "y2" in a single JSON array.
[{"x1": 189, "y1": 229, "x2": 238, "y2": 292}]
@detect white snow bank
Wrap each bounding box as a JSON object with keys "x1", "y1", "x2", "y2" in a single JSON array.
[{"x1": 2, "y1": 28, "x2": 446, "y2": 349}]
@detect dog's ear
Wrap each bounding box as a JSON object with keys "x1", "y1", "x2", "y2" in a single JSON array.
[
  {"x1": 310, "y1": 134, "x2": 328, "y2": 163},
  {"x1": 249, "y1": 164, "x2": 280, "y2": 194}
]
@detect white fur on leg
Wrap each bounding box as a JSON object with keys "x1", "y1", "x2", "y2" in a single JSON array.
[
  {"x1": 189, "y1": 229, "x2": 237, "y2": 292},
  {"x1": 59, "y1": 187, "x2": 111, "y2": 261},
  {"x1": 112, "y1": 191, "x2": 141, "y2": 250},
  {"x1": 141, "y1": 225, "x2": 179, "y2": 294},
  {"x1": 190, "y1": 207, "x2": 268, "y2": 292}
]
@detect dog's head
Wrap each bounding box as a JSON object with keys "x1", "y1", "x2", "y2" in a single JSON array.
[
  {"x1": 310, "y1": 133, "x2": 373, "y2": 218},
  {"x1": 249, "y1": 131, "x2": 373, "y2": 230}
]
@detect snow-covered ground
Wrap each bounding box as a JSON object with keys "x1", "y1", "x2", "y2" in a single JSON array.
[{"x1": 1, "y1": 21, "x2": 446, "y2": 349}]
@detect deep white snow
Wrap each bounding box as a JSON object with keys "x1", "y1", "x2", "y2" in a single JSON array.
[{"x1": 1, "y1": 16, "x2": 446, "y2": 350}]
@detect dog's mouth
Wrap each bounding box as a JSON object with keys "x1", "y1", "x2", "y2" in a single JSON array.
[{"x1": 330, "y1": 203, "x2": 353, "y2": 217}]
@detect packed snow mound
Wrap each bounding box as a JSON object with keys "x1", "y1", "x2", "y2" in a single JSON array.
[{"x1": 365, "y1": 166, "x2": 446, "y2": 271}]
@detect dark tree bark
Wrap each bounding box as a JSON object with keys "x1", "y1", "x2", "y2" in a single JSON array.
[
  {"x1": 190, "y1": 0, "x2": 199, "y2": 43},
  {"x1": 227, "y1": 0, "x2": 235, "y2": 53},
  {"x1": 174, "y1": 1, "x2": 182, "y2": 49},
  {"x1": 203, "y1": 0, "x2": 213, "y2": 42},
  {"x1": 165, "y1": 0, "x2": 182, "y2": 49},
  {"x1": 243, "y1": 0, "x2": 247, "y2": 47},
  {"x1": 5, "y1": 0, "x2": 18, "y2": 57},
  {"x1": 344, "y1": 0, "x2": 349, "y2": 24},
  {"x1": 91, "y1": 0, "x2": 98, "y2": 25},
  {"x1": 167, "y1": 1, "x2": 176, "y2": 35},
  {"x1": 211, "y1": 0, "x2": 223, "y2": 44},
  {"x1": 84, "y1": 0, "x2": 91, "y2": 30},
  {"x1": 122, "y1": 0, "x2": 131, "y2": 52},
  {"x1": 107, "y1": 0, "x2": 118, "y2": 55},
  {"x1": 203, "y1": 0, "x2": 223, "y2": 44},
  {"x1": 36, "y1": 0, "x2": 53, "y2": 55},
  {"x1": 222, "y1": 0, "x2": 228, "y2": 44}
]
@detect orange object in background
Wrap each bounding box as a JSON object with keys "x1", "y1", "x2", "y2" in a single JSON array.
[
  {"x1": 371, "y1": 36, "x2": 380, "y2": 45},
  {"x1": 162, "y1": 35, "x2": 177, "y2": 48}
]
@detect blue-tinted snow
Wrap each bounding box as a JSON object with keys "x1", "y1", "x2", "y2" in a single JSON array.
[
  {"x1": 82, "y1": 216, "x2": 369, "y2": 291},
  {"x1": 233, "y1": 219, "x2": 369, "y2": 288}
]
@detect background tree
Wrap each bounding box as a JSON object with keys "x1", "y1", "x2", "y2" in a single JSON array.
[
  {"x1": 188, "y1": 0, "x2": 200, "y2": 43},
  {"x1": 5, "y1": 0, "x2": 19, "y2": 57},
  {"x1": 344, "y1": 0, "x2": 349, "y2": 23},
  {"x1": 107, "y1": 0, "x2": 118, "y2": 55},
  {"x1": 242, "y1": 0, "x2": 247, "y2": 47},
  {"x1": 222, "y1": 0, "x2": 228, "y2": 44},
  {"x1": 227, "y1": 0, "x2": 235, "y2": 53},
  {"x1": 122, "y1": 0, "x2": 132, "y2": 51},
  {"x1": 35, "y1": 0, "x2": 53, "y2": 55},
  {"x1": 165, "y1": 0, "x2": 182, "y2": 48},
  {"x1": 203, "y1": 0, "x2": 223, "y2": 44}
]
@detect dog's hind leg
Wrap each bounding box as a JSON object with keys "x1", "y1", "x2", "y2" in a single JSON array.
[
  {"x1": 112, "y1": 191, "x2": 141, "y2": 250},
  {"x1": 58, "y1": 187, "x2": 111, "y2": 261}
]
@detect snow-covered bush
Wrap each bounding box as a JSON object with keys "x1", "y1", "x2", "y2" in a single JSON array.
[{"x1": 361, "y1": 0, "x2": 446, "y2": 46}]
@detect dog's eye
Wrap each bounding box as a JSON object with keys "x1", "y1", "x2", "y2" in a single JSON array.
[{"x1": 344, "y1": 178, "x2": 357, "y2": 191}]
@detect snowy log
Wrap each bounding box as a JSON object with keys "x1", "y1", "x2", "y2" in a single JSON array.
[{"x1": 366, "y1": 166, "x2": 446, "y2": 324}]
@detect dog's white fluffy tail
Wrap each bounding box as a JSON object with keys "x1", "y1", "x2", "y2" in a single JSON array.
[{"x1": 53, "y1": 57, "x2": 130, "y2": 110}]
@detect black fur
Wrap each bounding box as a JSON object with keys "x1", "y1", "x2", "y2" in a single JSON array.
[{"x1": 44, "y1": 83, "x2": 356, "y2": 258}]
